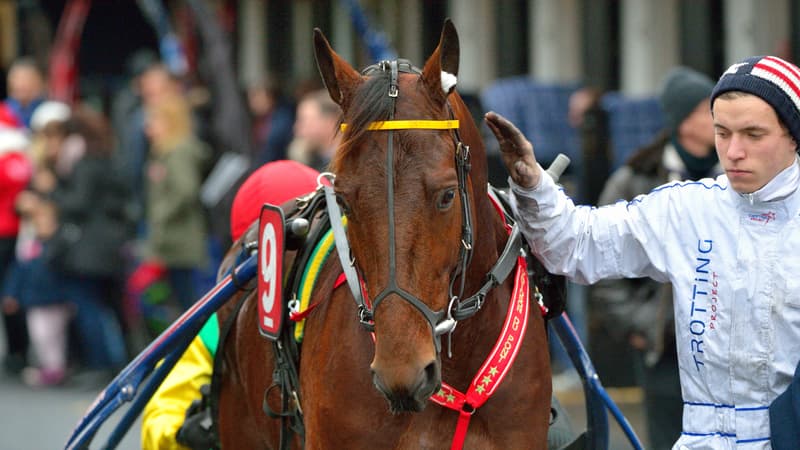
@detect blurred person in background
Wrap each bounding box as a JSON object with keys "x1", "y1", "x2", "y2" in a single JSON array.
[
  {"x1": 3, "y1": 57, "x2": 46, "y2": 129},
  {"x1": 46, "y1": 105, "x2": 132, "y2": 379},
  {"x1": 113, "y1": 60, "x2": 184, "y2": 231},
  {"x1": 143, "y1": 94, "x2": 212, "y2": 312},
  {"x1": 139, "y1": 62, "x2": 184, "y2": 108},
  {"x1": 247, "y1": 76, "x2": 295, "y2": 166},
  {"x1": 589, "y1": 67, "x2": 719, "y2": 449},
  {"x1": 7, "y1": 101, "x2": 72, "y2": 387},
  {"x1": 287, "y1": 89, "x2": 341, "y2": 172},
  {"x1": 0, "y1": 111, "x2": 33, "y2": 376},
  {"x1": 111, "y1": 50, "x2": 159, "y2": 223}
]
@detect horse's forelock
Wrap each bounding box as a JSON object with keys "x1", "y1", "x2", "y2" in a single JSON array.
[{"x1": 331, "y1": 73, "x2": 395, "y2": 173}]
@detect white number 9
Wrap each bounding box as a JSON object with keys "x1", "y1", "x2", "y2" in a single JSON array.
[{"x1": 260, "y1": 222, "x2": 277, "y2": 329}]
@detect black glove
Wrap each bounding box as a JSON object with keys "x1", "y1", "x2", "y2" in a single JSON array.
[{"x1": 175, "y1": 384, "x2": 219, "y2": 450}]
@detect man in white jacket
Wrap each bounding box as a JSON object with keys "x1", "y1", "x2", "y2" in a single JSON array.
[{"x1": 486, "y1": 55, "x2": 800, "y2": 449}]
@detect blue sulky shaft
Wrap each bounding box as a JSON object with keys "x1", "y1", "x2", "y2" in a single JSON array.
[
  {"x1": 551, "y1": 313, "x2": 645, "y2": 450},
  {"x1": 64, "y1": 254, "x2": 257, "y2": 450}
]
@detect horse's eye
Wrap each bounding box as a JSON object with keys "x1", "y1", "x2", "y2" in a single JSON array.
[{"x1": 437, "y1": 188, "x2": 457, "y2": 210}]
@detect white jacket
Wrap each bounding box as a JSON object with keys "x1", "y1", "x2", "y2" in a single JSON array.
[{"x1": 510, "y1": 159, "x2": 800, "y2": 449}]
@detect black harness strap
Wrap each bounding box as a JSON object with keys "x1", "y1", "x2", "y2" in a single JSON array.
[
  {"x1": 452, "y1": 224, "x2": 522, "y2": 320},
  {"x1": 260, "y1": 189, "x2": 334, "y2": 450},
  {"x1": 367, "y1": 60, "x2": 450, "y2": 346},
  {"x1": 263, "y1": 331, "x2": 304, "y2": 449}
]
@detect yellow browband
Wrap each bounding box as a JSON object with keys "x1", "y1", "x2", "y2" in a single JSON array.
[{"x1": 339, "y1": 119, "x2": 459, "y2": 132}]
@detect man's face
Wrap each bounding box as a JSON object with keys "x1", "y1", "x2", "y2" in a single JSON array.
[
  {"x1": 294, "y1": 100, "x2": 335, "y2": 149},
  {"x1": 713, "y1": 94, "x2": 797, "y2": 194},
  {"x1": 679, "y1": 99, "x2": 715, "y2": 157},
  {"x1": 7, "y1": 66, "x2": 44, "y2": 107},
  {"x1": 139, "y1": 68, "x2": 177, "y2": 105}
]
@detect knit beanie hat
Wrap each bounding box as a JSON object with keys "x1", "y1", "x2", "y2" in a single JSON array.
[
  {"x1": 711, "y1": 55, "x2": 800, "y2": 144},
  {"x1": 230, "y1": 160, "x2": 320, "y2": 241},
  {"x1": 659, "y1": 67, "x2": 715, "y2": 133}
]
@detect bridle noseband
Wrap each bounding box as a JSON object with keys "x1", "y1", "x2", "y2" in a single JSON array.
[{"x1": 325, "y1": 59, "x2": 520, "y2": 355}]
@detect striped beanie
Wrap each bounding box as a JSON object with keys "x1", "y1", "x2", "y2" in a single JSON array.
[{"x1": 711, "y1": 55, "x2": 800, "y2": 144}]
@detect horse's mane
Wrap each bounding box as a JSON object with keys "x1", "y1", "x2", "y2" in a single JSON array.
[{"x1": 331, "y1": 72, "x2": 395, "y2": 173}]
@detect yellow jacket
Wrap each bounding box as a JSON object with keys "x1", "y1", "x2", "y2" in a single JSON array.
[{"x1": 141, "y1": 315, "x2": 218, "y2": 450}]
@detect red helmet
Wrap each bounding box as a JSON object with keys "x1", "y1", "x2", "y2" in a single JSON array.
[{"x1": 230, "y1": 160, "x2": 320, "y2": 241}]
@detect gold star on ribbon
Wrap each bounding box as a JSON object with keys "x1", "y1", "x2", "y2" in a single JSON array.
[
  {"x1": 476, "y1": 384, "x2": 485, "y2": 394},
  {"x1": 437, "y1": 389, "x2": 446, "y2": 397},
  {"x1": 446, "y1": 394, "x2": 456, "y2": 403},
  {"x1": 482, "y1": 375, "x2": 493, "y2": 385},
  {"x1": 489, "y1": 366, "x2": 498, "y2": 376}
]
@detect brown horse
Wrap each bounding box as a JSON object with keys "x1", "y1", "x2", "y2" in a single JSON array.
[{"x1": 216, "y1": 21, "x2": 551, "y2": 449}]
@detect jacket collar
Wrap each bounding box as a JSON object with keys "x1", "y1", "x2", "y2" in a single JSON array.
[
  {"x1": 737, "y1": 156, "x2": 800, "y2": 205},
  {"x1": 730, "y1": 157, "x2": 800, "y2": 224}
]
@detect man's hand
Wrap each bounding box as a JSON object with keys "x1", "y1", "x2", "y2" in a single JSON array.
[
  {"x1": 484, "y1": 111, "x2": 541, "y2": 189},
  {"x1": 176, "y1": 384, "x2": 218, "y2": 449}
]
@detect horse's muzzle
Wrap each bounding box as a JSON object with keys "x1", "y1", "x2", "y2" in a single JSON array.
[{"x1": 371, "y1": 360, "x2": 441, "y2": 414}]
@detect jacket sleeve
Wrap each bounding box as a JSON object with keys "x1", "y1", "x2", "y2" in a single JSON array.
[
  {"x1": 508, "y1": 167, "x2": 671, "y2": 285},
  {"x1": 590, "y1": 167, "x2": 660, "y2": 340},
  {"x1": 141, "y1": 334, "x2": 213, "y2": 450}
]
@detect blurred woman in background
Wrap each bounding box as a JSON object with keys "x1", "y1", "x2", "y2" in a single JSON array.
[{"x1": 143, "y1": 94, "x2": 211, "y2": 312}]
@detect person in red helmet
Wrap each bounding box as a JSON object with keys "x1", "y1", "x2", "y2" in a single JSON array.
[{"x1": 142, "y1": 160, "x2": 319, "y2": 450}]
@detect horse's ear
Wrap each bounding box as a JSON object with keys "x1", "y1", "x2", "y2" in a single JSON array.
[
  {"x1": 313, "y1": 28, "x2": 362, "y2": 109},
  {"x1": 421, "y1": 19, "x2": 460, "y2": 101}
]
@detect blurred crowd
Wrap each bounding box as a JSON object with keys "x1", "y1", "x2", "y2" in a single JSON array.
[{"x1": 0, "y1": 53, "x2": 341, "y2": 389}]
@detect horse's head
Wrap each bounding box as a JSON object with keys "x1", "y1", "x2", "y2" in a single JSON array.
[{"x1": 314, "y1": 20, "x2": 489, "y2": 413}]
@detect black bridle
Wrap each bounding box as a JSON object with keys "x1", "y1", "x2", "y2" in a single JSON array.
[{"x1": 325, "y1": 59, "x2": 521, "y2": 354}]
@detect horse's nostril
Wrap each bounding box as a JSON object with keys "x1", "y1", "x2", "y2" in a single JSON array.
[
  {"x1": 421, "y1": 361, "x2": 441, "y2": 394},
  {"x1": 423, "y1": 361, "x2": 438, "y2": 384}
]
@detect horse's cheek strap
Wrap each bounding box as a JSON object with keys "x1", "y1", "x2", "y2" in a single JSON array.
[{"x1": 323, "y1": 185, "x2": 367, "y2": 316}]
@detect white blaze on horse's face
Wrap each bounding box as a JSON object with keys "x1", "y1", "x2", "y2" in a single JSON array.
[{"x1": 441, "y1": 71, "x2": 457, "y2": 95}]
